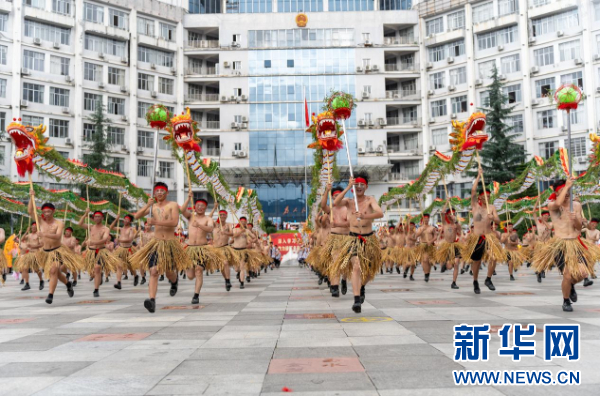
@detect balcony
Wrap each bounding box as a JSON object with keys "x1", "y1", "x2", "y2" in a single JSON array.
[
  {"x1": 387, "y1": 117, "x2": 421, "y2": 127},
  {"x1": 185, "y1": 93, "x2": 220, "y2": 102},
  {"x1": 204, "y1": 147, "x2": 221, "y2": 156},
  {"x1": 383, "y1": 36, "x2": 417, "y2": 46},
  {"x1": 384, "y1": 62, "x2": 419, "y2": 72},
  {"x1": 185, "y1": 40, "x2": 220, "y2": 50},
  {"x1": 389, "y1": 172, "x2": 420, "y2": 182},
  {"x1": 185, "y1": 66, "x2": 219, "y2": 76},
  {"x1": 198, "y1": 121, "x2": 220, "y2": 130},
  {"x1": 384, "y1": 90, "x2": 420, "y2": 100},
  {"x1": 387, "y1": 145, "x2": 422, "y2": 155}
]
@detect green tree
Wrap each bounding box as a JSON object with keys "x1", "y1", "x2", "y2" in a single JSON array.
[{"x1": 468, "y1": 64, "x2": 526, "y2": 183}]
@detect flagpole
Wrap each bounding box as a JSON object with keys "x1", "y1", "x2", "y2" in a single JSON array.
[{"x1": 304, "y1": 85, "x2": 308, "y2": 223}]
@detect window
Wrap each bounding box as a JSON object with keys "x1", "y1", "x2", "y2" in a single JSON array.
[
  {"x1": 560, "y1": 71, "x2": 583, "y2": 88},
  {"x1": 0, "y1": 46, "x2": 6, "y2": 65},
  {"x1": 160, "y1": 22, "x2": 176, "y2": 41},
  {"x1": 84, "y1": 34, "x2": 126, "y2": 57},
  {"x1": 535, "y1": 77, "x2": 554, "y2": 98},
  {"x1": 501, "y1": 54, "x2": 520, "y2": 74},
  {"x1": 432, "y1": 128, "x2": 448, "y2": 145},
  {"x1": 563, "y1": 105, "x2": 584, "y2": 126},
  {"x1": 233, "y1": 61, "x2": 242, "y2": 70},
  {"x1": 539, "y1": 141, "x2": 557, "y2": 159},
  {"x1": 447, "y1": 10, "x2": 465, "y2": 31},
  {"x1": 534, "y1": 46, "x2": 554, "y2": 66},
  {"x1": 430, "y1": 71, "x2": 445, "y2": 90},
  {"x1": 448, "y1": 40, "x2": 465, "y2": 57},
  {"x1": 234, "y1": 142, "x2": 242, "y2": 151},
  {"x1": 431, "y1": 99, "x2": 447, "y2": 117},
  {"x1": 428, "y1": 45, "x2": 444, "y2": 62},
  {"x1": 497, "y1": 25, "x2": 517, "y2": 45},
  {"x1": 503, "y1": 84, "x2": 521, "y2": 104},
  {"x1": 559, "y1": 40, "x2": 581, "y2": 62},
  {"x1": 362, "y1": 85, "x2": 371, "y2": 95},
  {"x1": 138, "y1": 130, "x2": 154, "y2": 148},
  {"x1": 24, "y1": 20, "x2": 71, "y2": 45},
  {"x1": 449, "y1": 67, "x2": 466, "y2": 85},
  {"x1": 138, "y1": 73, "x2": 154, "y2": 91},
  {"x1": 537, "y1": 110, "x2": 556, "y2": 129},
  {"x1": 50, "y1": 56, "x2": 69, "y2": 76},
  {"x1": 82, "y1": 123, "x2": 95, "y2": 141},
  {"x1": 159, "y1": 77, "x2": 174, "y2": 95},
  {"x1": 570, "y1": 137, "x2": 586, "y2": 158},
  {"x1": 137, "y1": 159, "x2": 153, "y2": 177},
  {"x1": 451, "y1": 95, "x2": 468, "y2": 114},
  {"x1": 84, "y1": 3, "x2": 104, "y2": 24},
  {"x1": 23, "y1": 50, "x2": 45, "y2": 72},
  {"x1": 22, "y1": 115, "x2": 44, "y2": 126},
  {"x1": 84, "y1": 62, "x2": 102, "y2": 82},
  {"x1": 108, "y1": 67, "x2": 125, "y2": 86},
  {"x1": 49, "y1": 119, "x2": 69, "y2": 138},
  {"x1": 498, "y1": 0, "x2": 517, "y2": 16},
  {"x1": 0, "y1": 13, "x2": 7, "y2": 32},
  {"x1": 22, "y1": 82, "x2": 44, "y2": 103},
  {"x1": 233, "y1": 88, "x2": 242, "y2": 96},
  {"x1": 107, "y1": 97, "x2": 125, "y2": 115},
  {"x1": 137, "y1": 46, "x2": 174, "y2": 67},
  {"x1": 109, "y1": 9, "x2": 128, "y2": 30},
  {"x1": 52, "y1": 0, "x2": 72, "y2": 15},
  {"x1": 137, "y1": 17, "x2": 155, "y2": 37},
  {"x1": 24, "y1": 0, "x2": 45, "y2": 9},
  {"x1": 84, "y1": 92, "x2": 101, "y2": 111},
  {"x1": 480, "y1": 91, "x2": 490, "y2": 107},
  {"x1": 107, "y1": 127, "x2": 124, "y2": 145},
  {"x1": 159, "y1": 161, "x2": 174, "y2": 178},
  {"x1": 264, "y1": 60, "x2": 271, "y2": 68},
  {"x1": 50, "y1": 87, "x2": 69, "y2": 107},
  {"x1": 111, "y1": 157, "x2": 125, "y2": 173},
  {"x1": 362, "y1": 59, "x2": 371, "y2": 69},
  {"x1": 137, "y1": 102, "x2": 152, "y2": 118},
  {"x1": 532, "y1": 9, "x2": 579, "y2": 37},
  {"x1": 426, "y1": 17, "x2": 443, "y2": 36},
  {"x1": 477, "y1": 30, "x2": 497, "y2": 50},
  {"x1": 233, "y1": 34, "x2": 241, "y2": 43},
  {"x1": 365, "y1": 140, "x2": 373, "y2": 150},
  {"x1": 473, "y1": 2, "x2": 494, "y2": 24},
  {"x1": 0, "y1": 79, "x2": 5, "y2": 98},
  {"x1": 478, "y1": 60, "x2": 495, "y2": 79},
  {"x1": 287, "y1": 59, "x2": 294, "y2": 68},
  {"x1": 506, "y1": 114, "x2": 523, "y2": 135}
]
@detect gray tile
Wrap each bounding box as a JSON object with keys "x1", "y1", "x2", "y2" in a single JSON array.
[{"x1": 0, "y1": 362, "x2": 92, "y2": 377}]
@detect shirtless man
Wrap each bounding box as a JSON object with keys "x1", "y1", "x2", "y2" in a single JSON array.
[
  {"x1": 213, "y1": 210, "x2": 235, "y2": 291},
  {"x1": 61, "y1": 226, "x2": 79, "y2": 285},
  {"x1": 332, "y1": 174, "x2": 383, "y2": 313},
  {"x1": 28, "y1": 190, "x2": 77, "y2": 304},
  {"x1": 111, "y1": 214, "x2": 140, "y2": 289},
  {"x1": 131, "y1": 182, "x2": 192, "y2": 313},
  {"x1": 138, "y1": 222, "x2": 154, "y2": 285},
  {"x1": 534, "y1": 210, "x2": 552, "y2": 242},
  {"x1": 382, "y1": 226, "x2": 396, "y2": 274},
  {"x1": 583, "y1": 217, "x2": 599, "y2": 284},
  {"x1": 465, "y1": 167, "x2": 504, "y2": 294},
  {"x1": 232, "y1": 216, "x2": 258, "y2": 289},
  {"x1": 321, "y1": 185, "x2": 350, "y2": 297},
  {"x1": 18, "y1": 223, "x2": 44, "y2": 291},
  {"x1": 501, "y1": 223, "x2": 521, "y2": 281},
  {"x1": 404, "y1": 222, "x2": 418, "y2": 280},
  {"x1": 436, "y1": 206, "x2": 462, "y2": 289},
  {"x1": 415, "y1": 214, "x2": 436, "y2": 282},
  {"x1": 394, "y1": 223, "x2": 407, "y2": 274},
  {"x1": 79, "y1": 209, "x2": 119, "y2": 297},
  {"x1": 181, "y1": 194, "x2": 224, "y2": 304}
]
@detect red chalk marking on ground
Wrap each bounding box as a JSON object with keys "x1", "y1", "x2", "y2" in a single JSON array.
[
  {"x1": 161, "y1": 305, "x2": 205, "y2": 310},
  {"x1": 381, "y1": 289, "x2": 412, "y2": 292},
  {"x1": 16, "y1": 296, "x2": 46, "y2": 300},
  {"x1": 496, "y1": 292, "x2": 534, "y2": 296},
  {"x1": 292, "y1": 287, "x2": 320, "y2": 290},
  {"x1": 268, "y1": 357, "x2": 364, "y2": 374},
  {"x1": 76, "y1": 333, "x2": 151, "y2": 342},
  {"x1": 408, "y1": 300, "x2": 455, "y2": 305},
  {"x1": 284, "y1": 313, "x2": 335, "y2": 319},
  {"x1": 0, "y1": 318, "x2": 35, "y2": 324},
  {"x1": 77, "y1": 300, "x2": 115, "y2": 304}
]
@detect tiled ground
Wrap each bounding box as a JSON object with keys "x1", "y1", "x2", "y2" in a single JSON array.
[{"x1": 1, "y1": 263, "x2": 600, "y2": 395}]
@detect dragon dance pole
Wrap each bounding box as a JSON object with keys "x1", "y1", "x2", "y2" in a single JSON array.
[
  {"x1": 28, "y1": 174, "x2": 40, "y2": 227},
  {"x1": 340, "y1": 119, "x2": 360, "y2": 216},
  {"x1": 566, "y1": 109, "x2": 573, "y2": 211},
  {"x1": 475, "y1": 150, "x2": 490, "y2": 214},
  {"x1": 149, "y1": 127, "x2": 160, "y2": 219}
]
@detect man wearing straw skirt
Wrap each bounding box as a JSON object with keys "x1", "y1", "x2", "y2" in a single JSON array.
[
  {"x1": 435, "y1": 206, "x2": 463, "y2": 290},
  {"x1": 231, "y1": 216, "x2": 259, "y2": 289},
  {"x1": 501, "y1": 223, "x2": 527, "y2": 281},
  {"x1": 110, "y1": 214, "x2": 140, "y2": 289},
  {"x1": 583, "y1": 217, "x2": 599, "y2": 281},
  {"x1": 403, "y1": 222, "x2": 418, "y2": 280},
  {"x1": 380, "y1": 226, "x2": 396, "y2": 275},
  {"x1": 131, "y1": 182, "x2": 193, "y2": 313},
  {"x1": 16, "y1": 223, "x2": 44, "y2": 291},
  {"x1": 28, "y1": 189, "x2": 80, "y2": 304},
  {"x1": 181, "y1": 193, "x2": 225, "y2": 304},
  {"x1": 331, "y1": 174, "x2": 383, "y2": 313},
  {"x1": 415, "y1": 213, "x2": 436, "y2": 282},
  {"x1": 213, "y1": 209, "x2": 236, "y2": 291},
  {"x1": 533, "y1": 179, "x2": 595, "y2": 312},
  {"x1": 461, "y1": 167, "x2": 506, "y2": 295},
  {"x1": 62, "y1": 227, "x2": 80, "y2": 286},
  {"x1": 392, "y1": 224, "x2": 406, "y2": 274},
  {"x1": 78, "y1": 209, "x2": 120, "y2": 298},
  {"x1": 533, "y1": 210, "x2": 552, "y2": 282}
]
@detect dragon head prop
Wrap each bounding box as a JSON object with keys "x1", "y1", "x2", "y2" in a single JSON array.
[
  {"x1": 449, "y1": 112, "x2": 487, "y2": 151},
  {"x1": 164, "y1": 108, "x2": 201, "y2": 152},
  {"x1": 7, "y1": 119, "x2": 49, "y2": 177},
  {"x1": 306, "y1": 112, "x2": 344, "y2": 152}
]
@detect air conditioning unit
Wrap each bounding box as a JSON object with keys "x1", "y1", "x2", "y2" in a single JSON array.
[
  {"x1": 237, "y1": 151, "x2": 247, "y2": 158},
  {"x1": 428, "y1": 118, "x2": 436, "y2": 124},
  {"x1": 98, "y1": 52, "x2": 105, "y2": 59},
  {"x1": 364, "y1": 40, "x2": 372, "y2": 47},
  {"x1": 21, "y1": 68, "x2": 30, "y2": 75},
  {"x1": 412, "y1": 120, "x2": 420, "y2": 127},
  {"x1": 121, "y1": 57, "x2": 128, "y2": 64},
  {"x1": 530, "y1": 66, "x2": 540, "y2": 74},
  {"x1": 531, "y1": 99, "x2": 540, "y2": 106},
  {"x1": 451, "y1": 113, "x2": 457, "y2": 119},
  {"x1": 596, "y1": 87, "x2": 600, "y2": 93},
  {"x1": 241, "y1": 122, "x2": 248, "y2": 129},
  {"x1": 150, "y1": 63, "x2": 156, "y2": 70},
  {"x1": 499, "y1": 74, "x2": 507, "y2": 81},
  {"x1": 561, "y1": 126, "x2": 568, "y2": 132},
  {"x1": 171, "y1": 67, "x2": 177, "y2": 75},
  {"x1": 356, "y1": 66, "x2": 363, "y2": 72},
  {"x1": 475, "y1": 79, "x2": 483, "y2": 86},
  {"x1": 528, "y1": 37, "x2": 536, "y2": 44},
  {"x1": 378, "y1": 118, "x2": 387, "y2": 126},
  {"x1": 241, "y1": 95, "x2": 247, "y2": 101},
  {"x1": 61, "y1": 107, "x2": 70, "y2": 114},
  {"x1": 358, "y1": 119, "x2": 366, "y2": 126},
  {"x1": 497, "y1": 45, "x2": 504, "y2": 51},
  {"x1": 241, "y1": 116, "x2": 248, "y2": 122},
  {"x1": 65, "y1": 76, "x2": 72, "y2": 83},
  {"x1": 448, "y1": 85, "x2": 456, "y2": 91},
  {"x1": 221, "y1": 96, "x2": 228, "y2": 102},
  {"x1": 427, "y1": 90, "x2": 434, "y2": 96},
  {"x1": 20, "y1": 100, "x2": 28, "y2": 107},
  {"x1": 120, "y1": 86, "x2": 128, "y2": 93},
  {"x1": 151, "y1": 91, "x2": 157, "y2": 98},
  {"x1": 426, "y1": 62, "x2": 433, "y2": 70},
  {"x1": 33, "y1": 38, "x2": 41, "y2": 45},
  {"x1": 358, "y1": 147, "x2": 365, "y2": 154},
  {"x1": 65, "y1": 138, "x2": 73, "y2": 146},
  {"x1": 231, "y1": 122, "x2": 240, "y2": 129},
  {"x1": 136, "y1": 147, "x2": 145, "y2": 154},
  {"x1": 367, "y1": 147, "x2": 375, "y2": 153},
  {"x1": 121, "y1": 116, "x2": 128, "y2": 122},
  {"x1": 594, "y1": 54, "x2": 600, "y2": 61},
  {"x1": 223, "y1": 61, "x2": 230, "y2": 68},
  {"x1": 98, "y1": 82, "x2": 105, "y2": 89},
  {"x1": 362, "y1": 91, "x2": 370, "y2": 99},
  {"x1": 376, "y1": 145, "x2": 384, "y2": 153},
  {"x1": 556, "y1": 30, "x2": 564, "y2": 37},
  {"x1": 367, "y1": 120, "x2": 375, "y2": 127},
  {"x1": 372, "y1": 65, "x2": 379, "y2": 72},
  {"x1": 232, "y1": 150, "x2": 239, "y2": 157},
  {"x1": 365, "y1": 65, "x2": 371, "y2": 71},
  {"x1": 53, "y1": 42, "x2": 60, "y2": 49},
  {"x1": 578, "y1": 157, "x2": 588, "y2": 164},
  {"x1": 574, "y1": 58, "x2": 583, "y2": 65},
  {"x1": 121, "y1": 145, "x2": 129, "y2": 152},
  {"x1": 447, "y1": 57, "x2": 455, "y2": 64}
]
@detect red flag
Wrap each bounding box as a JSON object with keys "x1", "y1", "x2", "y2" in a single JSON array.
[{"x1": 304, "y1": 91, "x2": 309, "y2": 127}]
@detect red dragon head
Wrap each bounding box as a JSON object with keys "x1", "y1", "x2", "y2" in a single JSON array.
[
  {"x1": 307, "y1": 111, "x2": 344, "y2": 152},
  {"x1": 164, "y1": 108, "x2": 200, "y2": 152},
  {"x1": 7, "y1": 118, "x2": 45, "y2": 177},
  {"x1": 461, "y1": 112, "x2": 488, "y2": 151}
]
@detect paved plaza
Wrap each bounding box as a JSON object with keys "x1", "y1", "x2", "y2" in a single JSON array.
[{"x1": 0, "y1": 264, "x2": 599, "y2": 395}]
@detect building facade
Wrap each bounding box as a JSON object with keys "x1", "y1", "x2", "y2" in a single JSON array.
[{"x1": 1, "y1": 0, "x2": 598, "y2": 224}]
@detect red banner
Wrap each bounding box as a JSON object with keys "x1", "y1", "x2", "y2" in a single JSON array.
[{"x1": 269, "y1": 233, "x2": 301, "y2": 255}]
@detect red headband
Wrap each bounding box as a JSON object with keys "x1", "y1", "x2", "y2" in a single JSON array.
[
  {"x1": 548, "y1": 184, "x2": 566, "y2": 201},
  {"x1": 154, "y1": 186, "x2": 168, "y2": 192},
  {"x1": 479, "y1": 191, "x2": 490, "y2": 196},
  {"x1": 219, "y1": 210, "x2": 227, "y2": 214},
  {"x1": 332, "y1": 190, "x2": 342, "y2": 197},
  {"x1": 355, "y1": 177, "x2": 367, "y2": 185},
  {"x1": 195, "y1": 199, "x2": 208, "y2": 205},
  {"x1": 93, "y1": 211, "x2": 104, "y2": 217}
]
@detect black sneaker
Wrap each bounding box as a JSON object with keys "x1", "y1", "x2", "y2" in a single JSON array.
[
  {"x1": 440, "y1": 265, "x2": 446, "y2": 273},
  {"x1": 541, "y1": 271, "x2": 545, "y2": 278},
  {"x1": 352, "y1": 302, "x2": 361, "y2": 313},
  {"x1": 424, "y1": 273, "x2": 430, "y2": 283},
  {"x1": 474, "y1": 281, "x2": 481, "y2": 294},
  {"x1": 144, "y1": 299, "x2": 156, "y2": 313},
  {"x1": 240, "y1": 282, "x2": 245, "y2": 289},
  {"x1": 493, "y1": 271, "x2": 497, "y2": 276},
  {"x1": 226, "y1": 281, "x2": 232, "y2": 292},
  {"x1": 159, "y1": 275, "x2": 165, "y2": 281},
  {"x1": 134, "y1": 275, "x2": 139, "y2": 287},
  {"x1": 341, "y1": 279, "x2": 347, "y2": 295},
  {"x1": 569, "y1": 286, "x2": 577, "y2": 303},
  {"x1": 583, "y1": 278, "x2": 593, "y2": 287},
  {"x1": 183, "y1": 273, "x2": 187, "y2": 280},
  {"x1": 562, "y1": 300, "x2": 573, "y2": 312},
  {"x1": 403, "y1": 271, "x2": 408, "y2": 279},
  {"x1": 469, "y1": 270, "x2": 473, "y2": 276},
  {"x1": 20, "y1": 279, "x2": 24, "y2": 285},
  {"x1": 140, "y1": 277, "x2": 146, "y2": 285},
  {"x1": 332, "y1": 287, "x2": 340, "y2": 298},
  {"x1": 78, "y1": 274, "x2": 81, "y2": 279},
  {"x1": 451, "y1": 281, "x2": 459, "y2": 289},
  {"x1": 537, "y1": 272, "x2": 542, "y2": 283},
  {"x1": 360, "y1": 286, "x2": 366, "y2": 304},
  {"x1": 45, "y1": 294, "x2": 53, "y2": 304},
  {"x1": 510, "y1": 275, "x2": 515, "y2": 281},
  {"x1": 66, "y1": 273, "x2": 71, "y2": 280},
  {"x1": 105, "y1": 277, "x2": 109, "y2": 283},
  {"x1": 170, "y1": 280, "x2": 178, "y2": 297},
  {"x1": 191, "y1": 295, "x2": 199, "y2": 304},
  {"x1": 21, "y1": 283, "x2": 31, "y2": 291},
  {"x1": 72, "y1": 280, "x2": 77, "y2": 287},
  {"x1": 396, "y1": 266, "x2": 401, "y2": 274},
  {"x1": 409, "y1": 275, "x2": 414, "y2": 281},
  {"x1": 39, "y1": 280, "x2": 44, "y2": 290},
  {"x1": 433, "y1": 265, "x2": 437, "y2": 271},
  {"x1": 246, "y1": 276, "x2": 251, "y2": 283},
  {"x1": 93, "y1": 290, "x2": 99, "y2": 298},
  {"x1": 124, "y1": 274, "x2": 129, "y2": 280},
  {"x1": 460, "y1": 269, "x2": 465, "y2": 275},
  {"x1": 484, "y1": 278, "x2": 496, "y2": 291},
  {"x1": 66, "y1": 282, "x2": 74, "y2": 298}
]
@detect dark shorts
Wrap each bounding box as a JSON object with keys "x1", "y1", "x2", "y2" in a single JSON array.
[
  {"x1": 348, "y1": 232, "x2": 373, "y2": 257},
  {"x1": 148, "y1": 251, "x2": 176, "y2": 271},
  {"x1": 470, "y1": 236, "x2": 486, "y2": 262},
  {"x1": 44, "y1": 246, "x2": 64, "y2": 266},
  {"x1": 554, "y1": 249, "x2": 587, "y2": 274},
  {"x1": 454, "y1": 246, "x2": 462, "y2": 259}
]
